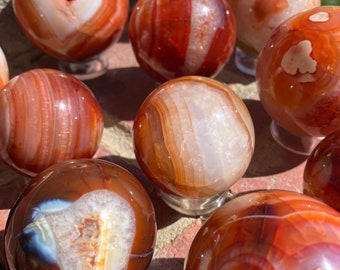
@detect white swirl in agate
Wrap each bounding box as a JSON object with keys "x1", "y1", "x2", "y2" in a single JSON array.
[{"x1": 31, "y1": 0, "x2": 102, "y2": 39}]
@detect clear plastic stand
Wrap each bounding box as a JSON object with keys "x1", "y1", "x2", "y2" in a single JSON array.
[
  {"x1": 160, "y1": 190, "x2": 232, "y2": 217},
  {"x1": 270, "y1": 120, "x2": 323, "y2": 156},
  {"x1": 234, "y1": 46, "x2": 258, "y2": 77},
  {"x1": 58, "y1": 55, "x2": 107, "y2": 81}
]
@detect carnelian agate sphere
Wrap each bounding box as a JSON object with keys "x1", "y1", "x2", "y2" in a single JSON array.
[
  {"x1": 134, "y1": 76, "x2": 255, "y2": 199},
  {"x1": 0, "y1": 68, "x2": 103, "y2": 177},
  {"x1": 228, "y1": 0, "x2": 321, "y2": 56},
  {"x1": 304, "y1": 130, "x2": 340, "y2": 211},
  {"x1": 128, "y1": 0, "x2": 236, "y2": 82},
  {"x1": 4, "y1": 159, "x2": 157, "y2": 270},
  {"x1": 0, "y1": 46, "x2": 9, "y2": 89},
  {"x1": 12, "y1": 0, "x2": 129, "y2": 61},
  {"x1": 185, "y1": 190, "x2": 340, "y2": 270},
  {"x1": 257, "y1": 6, "x2": 340, "y2": 138}
]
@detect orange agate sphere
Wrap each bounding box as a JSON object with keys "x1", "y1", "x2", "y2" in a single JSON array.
[
  {"x1": 129, "y1": 0, "x2": 236, "y2": 81},
  {"x1": 5, "y1": 159, "x2": 156, "y2": 270},
  {"x1": 12, "y1": 0, "x2": 129, "y2": 61},
  {"x1": 228, "y1": 0, "x2": 321, "y2": 56},
  {"x1": 0, "y1": 69, "x2": 103, "y2": 176},
  {"x1": 185, "y1": 190, "x2": 340, "y2": 269},
  {"x1": 257, "y1": 6, "x2": 340, "y2": 138},
  {"x1": 134, "y1": 76, "x2": 254, "y2": 215}
]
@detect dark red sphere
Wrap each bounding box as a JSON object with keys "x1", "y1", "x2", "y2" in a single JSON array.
[
  {"x1": 304, "y1": 130, "x2": 340, "y2": 211},
  {"x1": 128, "y1": 0, "x2": 236, "y2": 81}
]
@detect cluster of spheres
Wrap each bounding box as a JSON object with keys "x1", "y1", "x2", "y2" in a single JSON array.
[
  {"x1": 1, "y1": 1, "x2": 158, "y2": 268},
  {"x1": 0, "y1": 0, "x2": 340, "y2": 269}
]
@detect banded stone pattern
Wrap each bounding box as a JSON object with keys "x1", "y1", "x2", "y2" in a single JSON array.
[
  {"x1": 0, "y1": 68, "x2": 103, "y2": 176},
  {"x1": 134, "y1": 76, "x2": 255, "y2": 198},
  {"x1": 12, "y1": 0, "x2": 129, "y2": 60},
  {"x1": 186, "y1": 190, "x2": 340, "y2": 269},
  {"x1": 129, "y1": 0, "x2": 236, "y2": 81},
  {"x1": 257, "y1": 6, "x2": 340, "y2": 137}
]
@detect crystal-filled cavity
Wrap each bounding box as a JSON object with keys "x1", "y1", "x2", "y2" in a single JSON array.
[{"x1": 5, "y1": 159, "x2": 157, "y2": 270}]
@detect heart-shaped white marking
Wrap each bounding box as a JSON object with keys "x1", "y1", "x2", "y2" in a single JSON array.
[
  {"x1": 23, "y1": 189, "x2": 136, "y2": 269},
  {"x1": 32, "y1": 0, "x2": 103, "y2": 39}
]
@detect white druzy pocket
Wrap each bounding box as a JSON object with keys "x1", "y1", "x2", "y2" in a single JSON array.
[
  {"x1": 22, "y1": 190, "x2": 135, "y2": 269},
  {"x1": 5, "y1": 159, "x2": 156, "y2": 270}
]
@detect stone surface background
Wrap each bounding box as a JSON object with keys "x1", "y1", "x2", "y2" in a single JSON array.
[{"x1": 0, "y1": 1, "x2": 308, "y2": 269}]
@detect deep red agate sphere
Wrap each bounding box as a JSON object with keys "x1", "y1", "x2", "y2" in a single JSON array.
[
  {"x1": 12, "y1": 0, "x2": 129, "y2": 61},
  {"x1": 304, "y1": 130, "x2": 340, "y2": 211},
  {"x1": 0, "y1": 68, "x2": 103, "y2": 176},
  {"x1": 185, "y1": 190, "x2": 340, "y2": 269},
  {"x1": 4, "y1": 159, "x2": 157, "y2": 270},
  {"x1": 128, "y1": 0, "x2": 236, "y2": 81},
  {"x1": 134, "y1": 76, "x2": 255, "y2": 199},
  {"x1": 257, "y1": 6, "x2": 340, "y2": 138}
]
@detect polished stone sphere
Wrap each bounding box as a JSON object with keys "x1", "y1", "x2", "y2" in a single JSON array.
[
  {"x1": 0, "y1": 68, "x2": 103, "y2": 176},
  {"x1": 185, "y1": 190, "x2": 340, "y2": 269},
  {"x1": 228, "y1": 0, "x2": 321, "y2": 56},
  {"x1": 129, "y1": 0, "x2": 236, "y2": 81},
  {"x1": 12, "y1": 0, "x2": 129, "y2": 61},
  {"x1": 134, "y1": 76, "x2": 255, "y2": 200},
  {"x1": 304, "y1": 130, "x2": 340, "y2": 212},
  {"x1": 257, "y1": 6, "x2": 340, "y2": 138},
  {"x1": 4, "y1": 159, "x2": 157, "y2": 270}
]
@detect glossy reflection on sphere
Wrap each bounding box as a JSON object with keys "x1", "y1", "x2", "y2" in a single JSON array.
[
  {"x1": 0, "y1": 46, "x2": 9, "y2": 89},
  {"x1": 0, "y1": 68, "x2": 103, "y2": 176},
  {"x1": 134, "y1": 76, "x2": 255, "y2": 199},
  {"x1": 12, "y1": 0, "x2": 129, "y2": 61},
  {"x1": 228, "y1": 0, "x2": 321, "y2": 56},
  {"x1": 257, "y1": 6, "x2": 340, "y2": 137},
  {"x1": 304, "y1": 130, "x2": 340, "y2": 211},
  {"x1": 5, "y1": 159, "x2": 157, "y2": 270},
  {"x1": 128, "y1": 0, "x2": 236, "y2": 82},
  {"x1": 185, "y1": 190, "x2": 340, "y2": 270}
]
